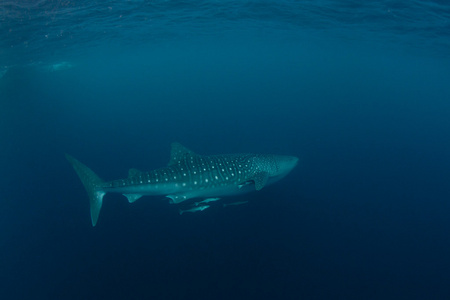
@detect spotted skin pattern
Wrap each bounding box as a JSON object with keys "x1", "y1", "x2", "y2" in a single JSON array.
[{"x1": 66, "y1": 143, "x2": 298, "y2": 226}]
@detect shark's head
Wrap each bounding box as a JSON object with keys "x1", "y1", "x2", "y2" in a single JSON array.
[
  {"x1": 271, "y1": 155, "x2": 299, "y2": 178},
  {"x1": 253, "y1": 154, "x2": 299, "y2": 180}
]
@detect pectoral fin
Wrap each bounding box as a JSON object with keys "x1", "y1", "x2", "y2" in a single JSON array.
[
  {"x1": 124, "y1": 194, "x2": 143, "y2": 203},
  {"x1": 253, "y1": 171, "x2": 269, "y2": 191},
  {"x1": 238, "y1": 181, "x2": 253, "y2": 189}
]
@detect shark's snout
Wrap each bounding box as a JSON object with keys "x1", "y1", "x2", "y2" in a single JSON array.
[
  {"x1": 283, "y1": 155, "x2": 299, "y2": 171},
  {"x1": 291, "y1": 156, "x2": 299, "y2": 166},
  {"x1": 271, "y1": 155, "x2": 299, "y2": 177}
]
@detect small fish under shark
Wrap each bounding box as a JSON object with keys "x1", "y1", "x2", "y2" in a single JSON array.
[
  {"x1": 66, "y1": 142, "x2": 298, "y2": 226},
  {"x1": 179, "y1": 205, "x2": 210, "y2": 215},
  {"x1": 223, "y1": 201, "x2": 249, "y2": 207}
]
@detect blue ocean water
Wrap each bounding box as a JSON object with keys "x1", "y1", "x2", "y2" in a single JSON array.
[{"x1": 1, "y1": 1, "x2": 450, "y2": 299}]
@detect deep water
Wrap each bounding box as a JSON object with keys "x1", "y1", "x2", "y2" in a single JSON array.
[{"x1": 1, "y1": 1, "x2": 450, "y2": 299}]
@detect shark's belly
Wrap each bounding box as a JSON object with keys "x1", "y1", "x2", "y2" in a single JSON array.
[
  {"x1": 104, "y1": 182, "x2": 179, "y2": 195},
  {"x1": 178, "y1": 183, "x2": 255, "y2": 199},
  {"x1": 104, "y1": 180, "x2": 255, "y2": 202}
]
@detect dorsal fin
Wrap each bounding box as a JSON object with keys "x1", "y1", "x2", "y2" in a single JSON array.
[
  {"x1": 168, "y1": 142, "x2": 197, "y2": 165},
  {"x1": 128, "y1": 168, "x2": 142, "y2": 178}
]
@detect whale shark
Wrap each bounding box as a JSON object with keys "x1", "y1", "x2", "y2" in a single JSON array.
[{"x1": 66, "y1": 142, "x2": 298, "y2": 226}]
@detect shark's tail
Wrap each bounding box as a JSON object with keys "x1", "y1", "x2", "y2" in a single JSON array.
[{"x1": 65, "y1": 154, "x2": 105, "y2": 226}]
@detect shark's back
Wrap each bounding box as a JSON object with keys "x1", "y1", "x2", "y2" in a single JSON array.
[{"x1": 169, "y1": 152, "x2": 256, "y2": 188}]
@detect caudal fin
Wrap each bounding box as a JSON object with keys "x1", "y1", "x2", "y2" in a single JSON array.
[{"x1": 66, "y1": 154, "x2": 105, "y2": 226}]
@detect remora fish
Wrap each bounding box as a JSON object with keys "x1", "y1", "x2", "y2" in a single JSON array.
[
  {"x1": 223, "y1": 201, "x2": 249, "y2": 207},
  {"x1": 195, "y1": 197, "x2": 221, "y2": 206},
  {"x1": 179, "y1": 205, "x2": 210, "y2": 215},
  {"x1": 66, "y1": 142, "x2": 298, "y2": 226}
]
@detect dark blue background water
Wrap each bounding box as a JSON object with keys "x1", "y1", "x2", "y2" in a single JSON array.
[{"x1": 1, "y1": 1, "x2": 450, "y2": 299}]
